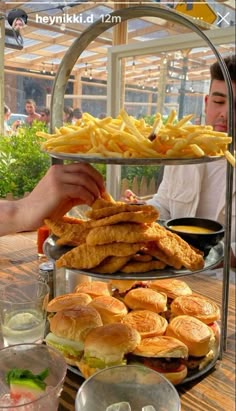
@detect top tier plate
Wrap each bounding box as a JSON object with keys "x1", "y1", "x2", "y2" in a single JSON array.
[{"x1": 46, "y1": 151, "x2": 223, "y2": 165}]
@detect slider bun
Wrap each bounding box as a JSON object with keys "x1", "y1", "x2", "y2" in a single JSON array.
[
  {"x1": 124, "y1": 288, "x2": 167, "y2": 313},
  {"x1": 148, "y1": 279, "x2": 192, "y2": 300},
  {"x1": 84, "y1": 323, "x2": 141, "y2": 364},
  {"x1": 88, "y1": 296, "x2": 128, "y2": 324},
  {"x1": 122, "y1": 310, "x2": 168, "y2": 338},
  {"x1": 161, "y1": 365, "x2": 188, "y2": 386},
  {"x1": 166, "y1": 315, "x2": 214, "y2": 357},
  {"x1": 49, "y1": 306, "x2": 102, "y2": 342},
  {"x1": 74, "y1": 281, "x2": 111, "y2": 298},
  {"x1": 110, "y1": 279, "x2": 147, "y2": 293},
  {"x1": 47, "y1": 292, "x2": 92, "y2": 312},
  {"x1": 133, "y1": 336, "x2": 188, "y2": 358},
  {"x1": 170, "y1": 294, "x2": 220, "y2": 324}
]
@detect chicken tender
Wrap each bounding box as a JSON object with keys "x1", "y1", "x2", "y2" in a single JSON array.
[
  {"x1": 121, "y1": 260, "x2": 166, "y2": 273},
  {"x1": 152, "y1": 224, "x2": 204, "y2": 271},
  {"x1": 93, "y1": 256, "x2": 131, "y2": 274},
  {"x1": 87, "y1": 203, "x2": 159, "y2": 220},
  {"x1": 86, "y1": 223, "x2": 159, "y2": 246},
  {"x1": 56, "y1": 242, "x2": 145, "y2": 270}
]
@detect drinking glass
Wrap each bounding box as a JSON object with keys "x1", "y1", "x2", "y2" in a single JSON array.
[
  {"x1": 75, "y1": 365, "x2": 181, "y2": 411},
  {"x1": 0, "y1": 343, "x2": 67, "y2": 410},
  {"x1": 0, "y1": 280, "x2": 49, "y2": 347}
]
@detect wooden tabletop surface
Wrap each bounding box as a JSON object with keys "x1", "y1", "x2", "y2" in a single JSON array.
[{"x1": 0, "y1": 231, "x2": 235, "y2": 411}]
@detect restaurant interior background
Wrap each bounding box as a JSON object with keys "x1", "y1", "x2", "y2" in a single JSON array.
[{"x1": 0, "y1": 0, "x2": 235, "y2": 197}]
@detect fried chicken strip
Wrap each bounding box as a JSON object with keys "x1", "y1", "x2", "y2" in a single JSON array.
[
  {"x1": 86, "y1": 203, "x2": 159, "y2": 220},
  {"x1": 121, "y1": 260, "x2": 166, "y2": 273},
  {"x1": 151, "y1": 224, "x2": 204, "y2": 271},
  {"x1": 86, "y1": 223, "x2": 159, "y2": 246},
  {"x1": 56, "y1": 242, "x2": 145, "y2": 270}
]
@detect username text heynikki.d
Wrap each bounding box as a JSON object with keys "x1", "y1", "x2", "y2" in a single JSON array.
[{"x1": 35, "y1": 13, "x2": 122, "y2": 25}]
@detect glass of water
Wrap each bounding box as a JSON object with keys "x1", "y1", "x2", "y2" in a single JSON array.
[
  {"x1": 75, "y1": 365, "x2": 181, "y2": 411},
  {"x1": 0, "y1": 280, "x2": 49, "y2": 347}
]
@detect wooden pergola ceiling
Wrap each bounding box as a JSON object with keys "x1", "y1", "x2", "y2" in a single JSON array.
[{"x1": 1, "y1": 0, "x2": 235, "y2": 85}]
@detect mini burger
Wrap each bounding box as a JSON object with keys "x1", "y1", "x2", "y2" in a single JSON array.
[
  {"x1": 45, "y1": 306, "x2": 102, "y2": 365},
  {"x1": 147, "y1": 279, "x2": 192, "y2": 320},
  {"x1": 122, "y1": 310, "x2": 168, "y2": 338},
  {"x1": 110, "y1": 279, "x2": 148, "y2": 300},
  {"x1": 170, "y1": 294, "x2": 220, "y2": 339},
  {"x1": 74, "y1": 281, "x2": 111, "y2": 299},
  {"x1": 148, "y1": 279, "x2": 192, "y2": 301},
  {"x1": 166, "y1": 315, "x2": 216, "y2": 371},
  {"x1": 124, "y1": 288, "x2": 167, "y2": 314},
  {"x1": 88, "y1": 295, "x2": 128, "y2": 324},
  {"x1": 129, "y1": 336, "x2": 188, "y2": 385},
  {"x1": 47, "y1": 292, "x2": 92, "y2": 312},
  {"x1": 78, "y1": 323, "x2": 141, "y2": 378}
]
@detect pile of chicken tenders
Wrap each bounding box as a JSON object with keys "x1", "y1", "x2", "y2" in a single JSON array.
[{"x1": 46, "y1": 193, "x2": 204, "y2": 274}]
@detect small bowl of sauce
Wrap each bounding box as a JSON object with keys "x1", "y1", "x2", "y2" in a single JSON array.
[{"x1": 164, "y1": 217, "x2": 224, "y2": 256}]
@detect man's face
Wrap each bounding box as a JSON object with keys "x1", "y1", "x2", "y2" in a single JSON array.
[
  {"x1": 40, "y1": 113, "x2": 49, "y2": 124},
  {"x1": 205, "y1": 79, "x2": 236, "y2": 132},
  {"x1": 25, "y1": 103, "x2": 35, "y2": 115}
]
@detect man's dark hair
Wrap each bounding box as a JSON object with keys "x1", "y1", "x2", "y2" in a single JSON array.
[
  {"x1": 41, "y1": 107, "x2": 50, "y2": 116},
  {"x1": 210, "y1": 55, "x2": 236, "y2": 83}
]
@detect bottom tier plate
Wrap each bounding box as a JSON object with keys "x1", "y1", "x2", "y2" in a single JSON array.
[{"x1": 67, "y1": 344, "x2": 220, "y2": 386}]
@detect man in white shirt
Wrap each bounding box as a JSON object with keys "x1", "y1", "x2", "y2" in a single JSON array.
[{"x1": 127, "y1": 55, "x2": 236, "y2": 267}]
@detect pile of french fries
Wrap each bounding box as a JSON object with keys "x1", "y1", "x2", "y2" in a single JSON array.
[{"x1": 37, "y1": 109, "x2": 235, "y2": 166}]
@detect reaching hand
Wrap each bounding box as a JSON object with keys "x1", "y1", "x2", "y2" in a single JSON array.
[
  {"x1": 121, "y1": 189, "x2": 139, "y2": 203},
  {"x1": 0, "y1": 163, "x2": 105, "y2": 235}
]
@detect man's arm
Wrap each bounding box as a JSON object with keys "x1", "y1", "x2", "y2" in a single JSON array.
[{"x1": 147, "y1": 167, "x2": 172, "y2": 220}]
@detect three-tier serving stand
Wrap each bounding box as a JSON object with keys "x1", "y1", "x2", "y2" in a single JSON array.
[{"x1": 48, "y1": 5, "x2": 235, "y2": 368}]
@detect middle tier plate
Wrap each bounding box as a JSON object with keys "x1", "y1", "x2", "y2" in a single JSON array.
[
  {"x1": 46, "y1": 151, "x2": 222, "y2": 165},
  {"x1": 44, "y1": 236, "x2": 224, "y2": 280}
]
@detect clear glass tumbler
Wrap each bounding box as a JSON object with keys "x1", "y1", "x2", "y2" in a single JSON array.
[
  {"x1": 75, "y1": 365, "x2": 181, "y2": 411},
  {"x1": 0, "y1": 343, "x2": 67, "y2": 410},
  {"x1": 0, "y1": 280, "x2": 49, "y2": 347}
]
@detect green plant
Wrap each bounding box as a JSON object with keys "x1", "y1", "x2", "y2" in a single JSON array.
[
  {"x1": 0, "y1": 122, "x2": 161, "y2": 199},
  {"x1": 0, "y1": 122, "x2": 50, "y2": 197}
]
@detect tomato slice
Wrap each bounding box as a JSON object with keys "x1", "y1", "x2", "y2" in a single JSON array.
[{"x1": 143, "y1": 360, "x2": 186, "y2": 374}]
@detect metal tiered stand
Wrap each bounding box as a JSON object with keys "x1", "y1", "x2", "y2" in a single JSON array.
[{"x1": 48, "y1": 5, "x2": 235, "y2": 365}]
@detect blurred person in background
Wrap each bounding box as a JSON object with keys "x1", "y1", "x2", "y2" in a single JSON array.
[
  {"x1": 25, "y1": 99, "x2": 41, "y2": 126},
  {"x1": 63, "y1": 106, "x2": 73, "y2": 124},
  {"x1": 40, "y1": 107, "x2": 50, "y2": 126},
  {"x1": 124, "y1": 55, "x2": 236, "y2": 268},
  {"x1": 98, "y1": 112, "x2": 107, "y2": 119},
  {"x1": 3, "y1": 104, "x2": 21, "y2": 136},
  {"x1": 72, "y1": 107, "x2": 83, "y2": 124}
]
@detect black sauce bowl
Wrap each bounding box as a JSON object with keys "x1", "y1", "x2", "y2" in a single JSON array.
[{"x1": 164, "y1": 217, "x2": 225, "y2": 256}]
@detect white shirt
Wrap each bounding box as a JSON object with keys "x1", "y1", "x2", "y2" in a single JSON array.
[{"x1": 147, "y1": 159, "x2": 235, "y2": 253}]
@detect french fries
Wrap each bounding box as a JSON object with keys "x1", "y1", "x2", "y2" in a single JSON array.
[{"x1": 37, "y1": 109, "x2": 234, "y2": 166}]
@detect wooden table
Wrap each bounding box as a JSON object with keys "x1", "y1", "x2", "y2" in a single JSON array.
[{"x1": 0, "y1": 232, "x2": 235, "y2": 411}]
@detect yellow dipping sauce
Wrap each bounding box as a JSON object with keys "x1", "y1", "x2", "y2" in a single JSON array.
[{"x1": 169, "y1": 225, "x2": 215, "y2": 234}]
